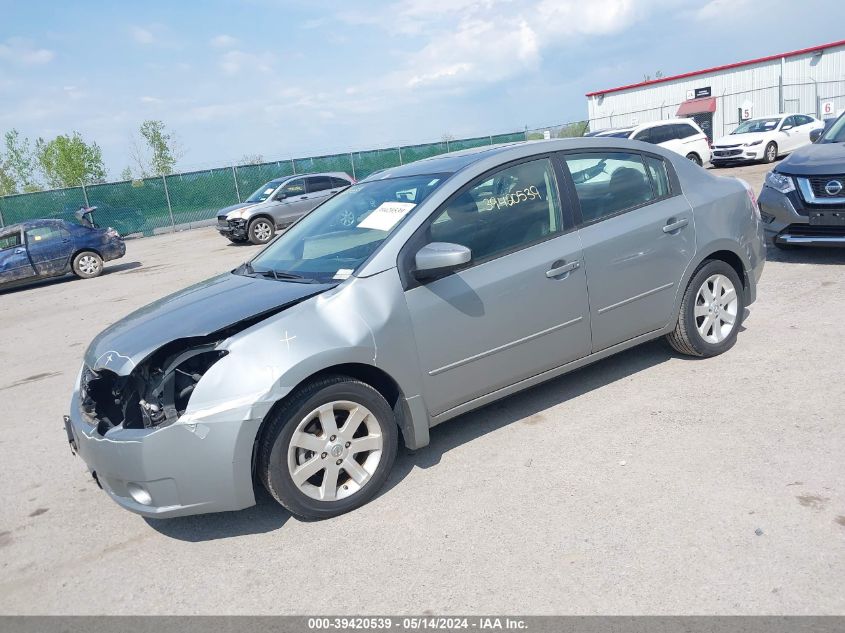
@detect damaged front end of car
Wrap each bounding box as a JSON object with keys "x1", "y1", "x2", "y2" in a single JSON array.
[{"x1": 80, "y1": 339, "x2": 228, "y2": 435}]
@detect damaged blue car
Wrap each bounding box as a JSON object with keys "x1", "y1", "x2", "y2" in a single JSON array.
[{"x1": 0, "y1": 216, "x2": 125, "y2": 289}]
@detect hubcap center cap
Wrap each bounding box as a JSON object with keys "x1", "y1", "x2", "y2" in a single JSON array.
[{"x1": 330, "y1": 444, "x2": 343, "y2": 458}]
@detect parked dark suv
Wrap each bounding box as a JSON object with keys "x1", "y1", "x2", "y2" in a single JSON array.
[{"x1": 758, "y1": 112, "x2": 845, "y2": 248}]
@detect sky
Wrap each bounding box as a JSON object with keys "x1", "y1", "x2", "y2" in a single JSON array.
[{"x1": 1, "y1": 0, "x2": 843, "y2": 176}]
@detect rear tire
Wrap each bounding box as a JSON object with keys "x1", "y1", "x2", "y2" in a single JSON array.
[
  {"x1": 248, "y1": 217, "x2": 275, "y2": 245},
  {"x1": 686, "y1": 153, "x2": 702, "y2": 166},
  {"x1": 71, "y1": 251, "x2": 104, "y2": 279},
  {"x1": 666, "y1": 260, "x2": 744, "y2": 358},
  {"x1": 763, "y1": 142, "x2": 778, "y2": 164},
  {"x1": 258, "y1": 375, "x2": 398, "y2": 520},
  {"x1": 711, "y1": 161, "x2": 725, "y2": 169}
]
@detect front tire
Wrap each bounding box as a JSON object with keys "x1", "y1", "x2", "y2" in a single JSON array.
[
  {"x1": 666, "y1": 260, "x2": 744, "y2": 358},
  {"x1": 763, "y1": 142, "x2": 778, "y2": 164},
  {"x1": 248, "y1": 217, "x2": 275, "y2": 244},
  {"x1": 258, "y1": 376, "x2": 398, "y2": 520},
  {"x1": 72, "y1": 251, "x2": 104, "y2": 279}
]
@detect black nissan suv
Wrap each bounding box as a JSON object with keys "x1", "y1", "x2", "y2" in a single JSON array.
[{"x1": 758, "y1": 112, "x2": 845, "y2": 248}]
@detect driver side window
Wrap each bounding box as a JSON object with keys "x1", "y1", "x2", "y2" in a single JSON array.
[
  {"x1": 280, "y1": 179, "x2": 305, "y2": 198},
  {"x1": 427, "y1": 158, "x2": 562, "y2": 264}
]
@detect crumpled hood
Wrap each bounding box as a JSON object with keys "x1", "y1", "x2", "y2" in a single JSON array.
[
  {"x1": 84, "y1": 272, "x2": 333, "y2": 375},
  {"x1": 714, "y1": 132, "x2": 768, "y2": 147},
  {"x1": 776, "y1": 142, "x2": 845, "y2": 176},
  {"x1": 217, "y1": 202, "x2": 254, "y2": 217}
]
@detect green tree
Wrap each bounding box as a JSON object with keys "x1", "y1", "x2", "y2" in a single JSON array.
[
  {"x1": 119, "y1": 166, "x2": 134, "y2": 181},
  {"x1": 131, "y1": 120, "x2": 183, "y2": 176},
  {"x1": 1, "y1": 129, "x2": 41, "y2": 194},
  {"x1": 35, "y1": 132, "x2": 107, "y2": 189},
  {"x1": 557, "y1": 121, "x2": 589, "y2": 138}
]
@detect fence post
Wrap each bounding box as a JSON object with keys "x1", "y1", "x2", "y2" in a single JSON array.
[
  {"x1": 0, "y1": 199, "x2": 5, "y2": 228},
  {"x1": 349, "y1": 153, "x2": 356, "y2": 180},
  {"x1": 162, "y1": 174, "x2": 176, "y2": 231},
  {"x1": 231, "y1": 165, "x2": 241, "y2": 203},
  {"x1": 397, "y1": 146, "x2": 403, "y2": 164},
  {"x1": 489, "y1": 135, "x2": 493, "y2": 145},
  {"x1": 291, "y1": 159, "x2": 296, "y2": 175},
  {"x1": 79, "y1": 180, "x2": 90, "y2": 207}
]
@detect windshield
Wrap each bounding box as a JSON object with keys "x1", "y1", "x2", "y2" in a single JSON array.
[
  {"x1": 245, "y1": 179, "x2": 284, "y2": 203},
  {"x1": 244, "y1": 173, "x2": 447, "y2": 283},
  {"x1": 820, "y1": 114, "x2": 845, "y2": 143},
  {"x1": 731, "y1": 118, "x2": 781, "y2": 134}
]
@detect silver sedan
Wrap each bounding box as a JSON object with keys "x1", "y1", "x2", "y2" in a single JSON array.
[{"x1": 66, "y1": 138, "x2": 765, "y2": 519}]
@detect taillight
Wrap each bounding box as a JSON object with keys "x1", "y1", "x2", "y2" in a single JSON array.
[{"x1": 736, "y1": 178, "x2": 760, "y2": 220}]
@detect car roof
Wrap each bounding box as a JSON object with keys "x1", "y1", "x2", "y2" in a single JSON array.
[
  {"x1": 361, "y1": 137, "x2": 683, "y2": 180},
  {"x1": 1, "y1": 218, "x2": 69, "y2": 233}
]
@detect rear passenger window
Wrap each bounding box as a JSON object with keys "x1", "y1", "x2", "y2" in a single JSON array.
[
  {"x1": 632, "y1": 128, "x2": 652, "y2": 143},
  {"x1": 306, "y1": 176, "x2": 333, "y2": 192},
  {"x1": 427, "y1": 158, "x2": 562, "y2": 263},
  {"x1": 0, "y1": 231, "x2": 22, "y2": 250},
  {"x1": 644, "y1": 156, "x2": 671, "y2": 198},
  {"x1": 565, "y1": 152, "x2": 655, "y2": 223},
  {"x1": 330, "y1": 177, "x2": 351, "y2": 188},
  {"x1": 675, "y1": 124, "x2": 698, "y2": 139},
  {"x1": 25, "y1": 226, "x2": 61, "y2": 243}
]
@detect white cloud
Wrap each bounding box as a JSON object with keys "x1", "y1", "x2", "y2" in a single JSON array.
[
  {"x1": 130, "y1": 26, "x2": 155, "y2": 44},
  {"x1": 210, "y1": 34, "x2": 238, "y2": 48},
  {"x1": 0, "y1": 38, "x2": 55, "y2": 65},
  {"x1": 141, "y1": 95, "x2": 163, "y2": 104},
  {"x1": 695, "y1": 0, "x2": 751, "y2": 20},
  {"x1": 218, "y1": 50, "x2": 275, "y2": 75}
]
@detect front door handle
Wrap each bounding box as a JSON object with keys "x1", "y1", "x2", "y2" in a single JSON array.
[
  {"x1": 662, "y1": 218, "x2": 689, "y2": 233},
  {"x1": 546, "y1": 260, "x2": 580, "y2": 278}
]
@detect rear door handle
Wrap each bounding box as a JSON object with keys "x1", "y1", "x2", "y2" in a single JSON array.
[
  {"x1": 662, "y1": 218, "x2": 689, "y2": 233},
  {"x1": 546, "y1": 260, "x2": 580, "y2": 278}
]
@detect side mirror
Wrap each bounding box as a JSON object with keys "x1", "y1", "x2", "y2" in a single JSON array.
[
  {"x1": 413, "y1": 242, "x2": 471, "y2": 280},
  {"x1": 810, "y1": 128, "x2": 823, "y2": 143},
  {"x1": 781, "y1": 124, "x2": 793, "y2": 131},
  {"x1": 274, "y1": 192, "x2": 288, "y2": 201}
]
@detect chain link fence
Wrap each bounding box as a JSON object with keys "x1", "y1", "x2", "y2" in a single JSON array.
[{"x1": 0, "y1": 131, "x2": 528, "y2": 236}]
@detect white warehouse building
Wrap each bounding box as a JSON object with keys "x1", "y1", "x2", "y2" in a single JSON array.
[{"x1": 586, "y1": 39, "x2": 845, "y2": 141}]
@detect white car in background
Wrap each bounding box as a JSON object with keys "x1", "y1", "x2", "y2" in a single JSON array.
[
  {"x1": 592, "y1": 119, "x2": 711, "y2": 166},
  {"x1": 711, "y1": 114, "x2": 824, "y2": 167}
]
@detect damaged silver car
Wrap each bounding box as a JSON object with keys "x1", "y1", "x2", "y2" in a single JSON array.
[{"x1": 66, "y1": 138, "x2": 765, "y2": 520}]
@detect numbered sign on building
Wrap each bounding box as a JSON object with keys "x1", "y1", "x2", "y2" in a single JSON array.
[{"x1": 821, "y1": 100, "x2": 835, "y2": 117}]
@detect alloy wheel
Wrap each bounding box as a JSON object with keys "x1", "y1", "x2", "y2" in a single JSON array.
[
  {"x1": 287, "y1": 400, "x2": 384, "y2": 502},
  {"x1": 694, "y1": 273, "x2": 738, "y2": 344},
  {"x1": 254, "y1": 221, "x2": 273, "y2": 242}
]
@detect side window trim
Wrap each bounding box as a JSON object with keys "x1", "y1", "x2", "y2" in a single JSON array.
[
  {"x1": 556, "y1": 149, "x2": 680, "y2": 228},
  {"x1": 397, "y1": 153, "x2": 568, "y2": 290}
]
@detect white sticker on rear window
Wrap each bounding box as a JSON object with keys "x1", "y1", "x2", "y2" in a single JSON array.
[
  {"x1": 333, "y1": 268, "x2": 353, "y2": 280},
  {"x1": 357, "y1": 202, "x2": 416, "y2": 231}
]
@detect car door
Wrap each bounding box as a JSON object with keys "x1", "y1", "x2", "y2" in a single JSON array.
[
  {"x1": 562, "y1": 150, "x2": 695, "y2": 352},
  {"x1": 402, "y1": 156, "x2": 592, "y2": 416},
  {"x1": 794, "y1": 115, "x2": 816, "y2": 147},
  {"x1": 271, "y1": 177, "x2": 310, "y2": 225},
  {"x1": 24, "y1": 222, "x2": 74, "y2": 277},
  {"x1": 0, "y1": 229, "x2": 36, "y2": 285},
  {"x1": 778, "y1": 116, "x2": 799, "y2": 152}
]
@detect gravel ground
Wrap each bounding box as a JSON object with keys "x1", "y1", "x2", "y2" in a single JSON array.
[{"x1": 1, "y1": 160, "x2": 844, "y2": 615}]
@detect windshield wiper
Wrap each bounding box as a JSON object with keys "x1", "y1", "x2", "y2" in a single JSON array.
[{"x1": 255, "y1": 268, "x2": 320, "y2": 283}]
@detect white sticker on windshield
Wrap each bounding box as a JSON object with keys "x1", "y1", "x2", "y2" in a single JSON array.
[
  {"x1": 357, "y1": 202, "x2": 416, "y2": 231},
  {"x1": 264, "y1": 188, "x2": 275, "y2": 194},
  {"x1": 333, "y1": 268, "x2": 353, "y2": 280}
]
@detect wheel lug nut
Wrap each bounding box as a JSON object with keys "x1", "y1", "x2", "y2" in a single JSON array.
[
  {"x1": 329, "y1": 435, "x2": 336, "y2": 441},
  {"x1": 321, "y1": 452, "x2": 327, "y2": 459},
  {"x1": 345, "y1": 441, "x2": 351, "y2": 448},
  {"x1": 336, "y1": 459, "x2": 342, "y2": 465},
  {"x1": 343, "y1": 485, "x2": 348, "y2": 490}
]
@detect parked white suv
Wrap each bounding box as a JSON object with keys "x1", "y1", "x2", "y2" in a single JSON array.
[{"x1": 593, "y1": 119, "x2": 711, "y2": 166}]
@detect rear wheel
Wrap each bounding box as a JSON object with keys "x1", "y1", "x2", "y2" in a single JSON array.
[
  {"x1": 72, "y1": 251, "x2": 103, "y2": 279},
  {"x1": 711, "y1": 161, "x2": 725, "y2": 169},
  {"x1": 763, "y1": 142, "x2": 778, "y2": 164},
  {"x1": 258, "y1": 375, "x2": 398, "y2": 519},
  {"x1": 666, "y1": 260, "x2": 744, "y2": 358},
  {"x1": 248, "y1": 217, "x2": 275, "y2": 244},
  {"x1": 686, "y1": 153, "x2": 702, "y2": 166}
]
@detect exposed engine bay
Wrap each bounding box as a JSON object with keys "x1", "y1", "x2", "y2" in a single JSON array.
[{"x1": 80, "y1": 338, "x2": 226, "y2": 435}]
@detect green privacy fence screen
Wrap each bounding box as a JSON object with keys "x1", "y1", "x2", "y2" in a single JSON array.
[{"x1": 0, "y1": 131, "x2": 527, "y2": 236}]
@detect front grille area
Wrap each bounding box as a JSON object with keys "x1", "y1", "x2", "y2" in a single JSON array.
[
  {"x1": 714, "y1": 143, "x2": 742, "y2": 149},
  {"x1": 217, "y1": 217, "x2": 229, "y2": 228},
  {"x1": 807, "y1": 175, "x2": 845, "y2": 198},
  {"x1": 781, "y1": 224, "x2": 845, "y2": 238},
  {"x1": 80, "y1": 367, "x2": 143, "y2": 435},
  {"x1": 714, "y1": 149, "x2": 742, "y2": 157}
]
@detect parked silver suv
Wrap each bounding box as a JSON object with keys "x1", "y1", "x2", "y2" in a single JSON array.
[
  {"x1": 217, "y1": 172, "x2": 353, "y2": 244},
  {"x1": 66, "y1": 139, "x2": 765, "y2": 520}
]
